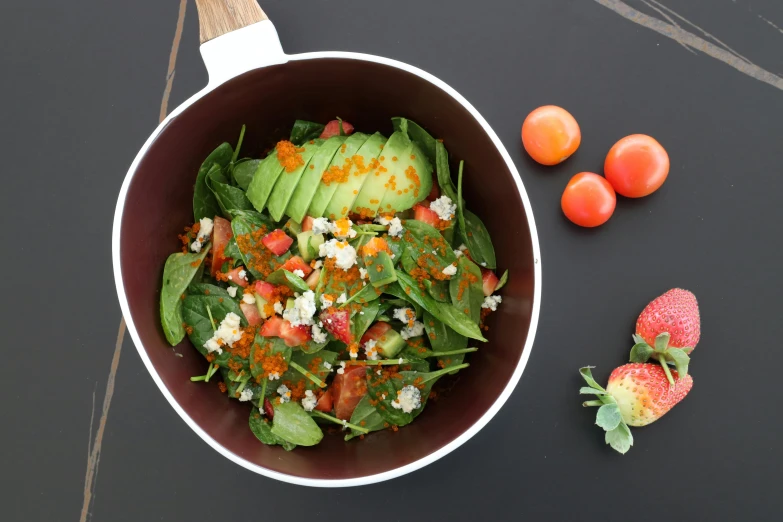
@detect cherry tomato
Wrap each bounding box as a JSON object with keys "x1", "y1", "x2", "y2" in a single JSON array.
[
  {"x1": 604, "y1": 134, "x2": 669, "y2": 198},
  {"x1": 521, "y1": 106, "x2": 581, "y2": 166},
  {"x1": 561, "y1": 173, "x2": 616, "y2": 227}
]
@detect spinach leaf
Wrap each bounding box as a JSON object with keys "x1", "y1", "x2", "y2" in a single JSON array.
[
  {"x1": 395, "y1": 271, "x2": 486, "y2": 341},
  {"x1": 456, "y1": 162, "x2": 497, "y2": 269},
  {"x1": 230, "y1": 210, "x2": 278, "y2": 279},
  {"x1": 345, "y1": 394, "x2": 385, "y2": 441},
  {"x1": 392, "y1": 117, "x2": 436, "y2": 165},
  {"x1": 365, "y1": 371, "x2": 412, "y2": 427},
  {"x1": 449, "y1": 257, "x2": 484, "y2": 323},
  {"x1": 206, "y1": 164, "x2": 254, "y2": 218},
  {"x1": 232, "y1": 159, "x2": 261, "y2": 191},
  {"x1": 435, "y1": 140, "x2": 461, "y2": 204},
  {"x1": 193, "y1": 143, "x2": 233, "y2": 221},
  {"x1": 290, "y1": 120, "x2": 325, "y2": 145},
  {"x1": 341, "y1": 283, "x2": 382, "y2": 307},
  {"x1": 495, "y1": 269, "x2": 509, "y2": 291},
  {"x1": 299, "y1": 337, "x2": 330, "y2": 354},
  {"x1": 271, "y1": 402, "x2": 324, "y2": 446},
  {"x1": 382, "y1": 283, "x2": 422, "y2": 318},
  {"x1": 222, "y1": 237, "x2": 241, "y2": 267},
  {"x1": 425, "y1": 280, "x2": 450, "y2": 303},
  {"x1": 386, "y1": 234, "x2": 404, "y2": 261},
  {"x1": 249, "y1": 409, "x2": 296, "y2": 450},
  {"x1": 160, "y1": 245, "x2": 210, "y2": 345},
  {"x1": 249, "y1": 335, "x2": 292, "y2": 380},
  {"x1": 352, "y1": 300, "x2": 380, "y2": 341},
  {"x1": 182, "y1": 284, "x2": 247, "y2": 356},
  {"x1": 401, "y1": 219, "x2": 457, "y2": 275},
  {"x1": 423, "y1": 311, "x2": 468, "y2": 371},
  {"x1": 279, "y1": 350, "x2": 339, "y2": 391},
  {"x1": 266, "y1": 269, "x2": 309, "y2": 293}
]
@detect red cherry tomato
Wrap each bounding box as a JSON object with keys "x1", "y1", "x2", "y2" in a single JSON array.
[
  {"x1": 604, "y1": 134, "x2": 669, "y2": 198},
  {"x1": 561, "y1": 173, "x2": 616, "y2": 228},
  {"x1": 521, "y1": 106, "x2": 581, "y2": 166}
]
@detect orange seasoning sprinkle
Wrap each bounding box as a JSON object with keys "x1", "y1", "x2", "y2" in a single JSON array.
[
  {"x1": 218, "y1": 382, "x2": 227, "y2": 393},
  {"x1": 276, "y1": 140, "x2": 305, "y2": 173}
]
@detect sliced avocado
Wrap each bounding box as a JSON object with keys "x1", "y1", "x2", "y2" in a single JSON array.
[
  {"x1": 297, "y1": 231, "x2": 324, "y2": 262},
  {"x1": 323, "y1": 132, "x2": 386, "y2": 219},
  {"x1": 266, "y1": 140, "x2": 322, "y2": 221},
  {"x1": 307, "y1": 133, "x2": 369, "y2": 218},
  {"x1": 364, "y1": 250, "x2": 397, "y2": 287},
  {"x1": 377, "y1": 141, "x2": 432, "y2": 214},
  {"x1": 286, "y1": 136, "x2": 345, "y2": 224},
  {"x1": 351, "y1": 131, "x2": 408, "y2": 218},
  {"x1": 377, "y1": 328, "x2": 405, "y2": 358},
  {"x1": 246, "y1": 153, "x2": 284, "y2": 212}
]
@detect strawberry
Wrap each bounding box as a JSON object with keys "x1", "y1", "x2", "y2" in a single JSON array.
[
  {"x1": 629, "y1": 288, "x2": 700, "y2": 386},
  {"x1": 320, "y1": 308, "x2": 351, "y2": 344},
  {"x1": 580, "y1": 364, "x2": 693, "y2": 454}
]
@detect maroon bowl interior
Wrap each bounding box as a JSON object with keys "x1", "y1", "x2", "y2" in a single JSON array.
[{"x1": 120, "y1": 57, "x2": 536, "y2": 481}]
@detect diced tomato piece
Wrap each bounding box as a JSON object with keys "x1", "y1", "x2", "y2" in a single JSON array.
[
  {"x1": 305, "y1": 269, "x2": 320, "y2": 290},
  {"x1": 240, "y1": 302, "x2": 263, "y2": 326},
  {"x1": 301, "y1": 216, "x2": 315, "y2": 232},
  {"x1": 361, "y1": 236, "x2": 390, "y2": 257},
  {"x1": 253, "y1": 281, "x2": 277, "y2": 302},
  {"x1": 319, "y1": 119, "x2": 354, "y2": 139},
  {"x1": 261, "y1": 229, "x2": 293, "y2": 255},
  {"x1": 332, "y1": 365, "x2": 367, "y2": 420},
  {"x1": 279, "y1": 320, "x2": 312, "y2": 347},
  {"x1": 315, "y1": 389, "x2": 333, "y2": 413},
  {"x1": 211, "y1": 216, "x2": 233, "y2": 276},
  {"x1": 360, "y1": 321, "x2": 393, "y2": 346},
  {"x1": 320, "y1": 308, "x2": 351, "y2": 344},
  {"x1": 481, "y1": 269, "x2": 499, "y2": 296},
  {"x1": 413, "y1": 204, "x2": 440, "y2": 228},
  {"x1": 225, "y1": 266, "x2": 249, "y2": 288},
  {"x1": 426, "y1": 183, "x2": 440, "y2": 202},
  {"x1": 281, "y1": 255, "x2": 313, "y2": 277},
  {"x1": 263, "y1": 398, "x2": 274, "y2": 419},
  {"x1": 259, "y1": 316, "x2": 283, "y2": 337}
]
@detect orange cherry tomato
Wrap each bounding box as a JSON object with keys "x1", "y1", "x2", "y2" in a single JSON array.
[
  {"x1": 561, "y1": 172, "x2": 616, "y2": 227},
  {"x1": 521, "y1": 106, "x2": 581, "y2": 165},
  {"x1": 604, "y1": 134, "x2": 669, "y2": 198}
]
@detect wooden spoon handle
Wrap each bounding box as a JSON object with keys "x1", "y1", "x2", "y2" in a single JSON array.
[{"x1": 195, "y1": 0, "x2": 268, "y2": 44}]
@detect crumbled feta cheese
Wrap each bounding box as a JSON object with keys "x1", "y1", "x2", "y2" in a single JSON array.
[
  {"x1": 442, "y1": 264, "x2": 457, "y2": 276},
  {"x1": 238, "y1": 388, "x2": 253, "y2": 402},
  {"x1": 359, "y1": 267, "x2": 368, "y2": 280},
  {"x1": 391, "y1": 385, "x2": 422, "y2": 413},
  {"x1": 458, "y1": 244, "x2": 468, "y2": 253},
  {"x1": 331, "y1": 218, "x2": 357, "y2": 239},
  {"x1": 393, "y1": 307, "x2": 415, "y2": 325},
  {"x1": 203, "y1": 312, "x2": 242, "y2": 355},
  {"x1": 320, "y1": 294, "x2": 334, "y2": 308},
  {"x1": 337, "y1": 361, "x2": 346, "y2": 374},
  {"x1": 226, "y1": 286, "x2": 238, "y2": 298},
  {"x1": 454, "y1": 249, "x2": 463, "y2": 258},
  {"x1": 376, "y1": 215, "x2": 391, "y2": 226},
  {"x1": 273, "y1": 301, "x2": 284, "y2": 315},
  {"x1": 268, "y1": 372, "x2": 280, "y2": 381},
  {"x1": 430, "y1": 196, "x2": 456, "y2": 221},
  {"x1": 277, "y1": 384, "x2": 291, "y2": 403},
  {"x1": 258, "y1": 406, "x2": 265, "y2": 416},
  {"x1": 198, "y1": 217, "x2": 214, "y2": 240},
  {"x1": 387, "y1": 217, "x2": 403, "y2": 237},
  {"x1": 482, "y1": 295, "x2": 502, "y2": 311},
  {"x1": 401, "y1": 320, "x2": 425, "y2": 340},
  {"x1": 311, "y1": 323, "x2": 328, "y2": 344},
  {"x1": 301, "y1": 390, "x2": 317, "y2": 412},
  {"x1": 283, "y1": 290, "x2": 317, "y2": 327},
  {"x1": 364, "y1": 339, "x2": 380, "y2": 360},
  {"x1": 381, "y1": 392, "x2": 387, "y2": 399},
  {"x1": 398, "y1": 358, "x2": 404, "y2": 364},
  {"x1": 376, "y1": 369, "x2": 382, "y2": 375},
  {"x1": 311, "y1": 217, "x2": 332, "y2": 235},
  {"x1": 238, "y1": 269, "x2": 247, "y2": 280},
  {"x1": 480, "y1": 262, "x2": 487, "y2": 267},
  {"x1": 293, "y1": 269, "x2": 305, "y2": 278},
  {"x1": 242, "y1": 293, "x2": 256, "y2": 304},
  {"x1": 359, "y1": 311, "x2": 364, "y2": 315},
  {"x1": 323, "y1": 361, "x2": 333, "y2": 371},
  {"x1": 319, "y1": 239, "x2": 357, "y2": 270},
  {"x1": 313, "y1": 260, "x2": 323, "y2": 269},
  {"x1": 190, "y1": 239, "x2": 203, "y2": 253},
  {"x1": 336, "y1": 293, "x2": 347, "y2": 305},
  {"x1": 348, "y1": 344, "x2": 359, "y2": 359}
]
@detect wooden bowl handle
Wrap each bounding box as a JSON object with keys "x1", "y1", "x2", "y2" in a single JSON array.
[{"x1": 195, "y1": 0, "x2": 268, "y2": 44}]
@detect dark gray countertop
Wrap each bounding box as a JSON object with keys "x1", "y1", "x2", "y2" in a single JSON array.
[{"x1": 4, "y1": 0, "x2": 782, "y2": 520}]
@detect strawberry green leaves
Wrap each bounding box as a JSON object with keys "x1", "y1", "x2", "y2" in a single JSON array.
[
  {"x1": 579, "y1": 367, "x2": 634, "y2": 454},
  {"x1": 629, "y1": 332, "x2": 691, "y2": 387}
]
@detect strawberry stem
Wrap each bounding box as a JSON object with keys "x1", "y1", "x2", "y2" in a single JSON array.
[{"x1": 659, "y1": 358, "x2": 676, "y2": 388}]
